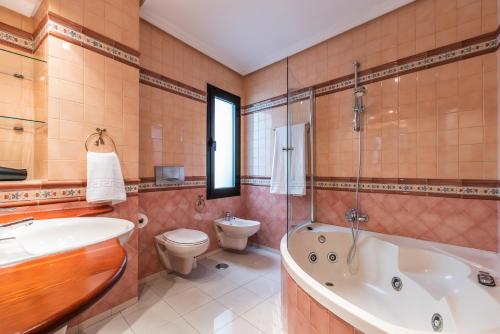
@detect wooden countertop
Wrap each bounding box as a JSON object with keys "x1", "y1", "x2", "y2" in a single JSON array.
[
  {"x1": 0, "y1": 205, "x2": 114, "y2": 225},
  {"x1": 0, "y1": 239, "x2": 127, "y2": 334}
]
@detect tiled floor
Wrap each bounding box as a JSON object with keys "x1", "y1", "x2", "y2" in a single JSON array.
[{"x1": 82, "y1": 246, "x2": 283, "y2": 334}]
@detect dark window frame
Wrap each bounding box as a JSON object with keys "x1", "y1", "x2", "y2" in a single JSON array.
[{"x1": 206, "y1": 84, "x2": 241, "y2": 200}]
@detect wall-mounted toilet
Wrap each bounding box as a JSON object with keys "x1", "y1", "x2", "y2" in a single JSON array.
[
  {"x1": 214, "y1": 217, "x2": 260, "y2": 251},
  {"x1": 154, "y1": 228, "x2": 209, "y2": 275}
]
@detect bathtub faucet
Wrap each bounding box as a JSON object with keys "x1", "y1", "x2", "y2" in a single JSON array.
[{"x1": 345, "y1": 208, "x2": 369, "y2": 224}]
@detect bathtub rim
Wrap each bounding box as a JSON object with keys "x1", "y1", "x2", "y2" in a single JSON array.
[{"x1": 280, "y1": 223, "x2": 500, "y2": 334}]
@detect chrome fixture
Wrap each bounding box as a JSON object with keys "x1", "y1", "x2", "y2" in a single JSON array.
[
  {"x1": 327, "y1": 252, "x2": 337, "y2": 263},
  {"x1": 352, "y1": 61, "x2": 366, "y2": 132},
  {"x1": 325, "y1": 282, "x2": 334, "y2": 287},
  {"x1": 224, "y1": 212, "x2": 232, "y2": 221},
  {"x1": 431, "y1": 313, "x2": 443, "y2": 332},
  {"x1": 391, "y1": 276, "x2": 403, "y2": 291},
  {"x1": 1, "y1": 216, "x2": 33, "y2": 228},
  {"x1": 345, "y1": 61, "x2": 369, "y2": 266},
  {"x1": 215, "y1": 263, "x2": 229, "y2": 270},
  {"x1": 308, "y1": 252, "x2": 318, "y2": 263},
  {"x1": 344, "y1": 208, "x2": 369, "y2": 224},
  {"x1": 318, "y1": 235, "x2": 326, "y2": 243},
  {"x1": 478, "y1": 271, "x2": 496, "y2": 287}
]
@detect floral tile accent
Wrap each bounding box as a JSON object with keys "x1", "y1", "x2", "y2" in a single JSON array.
[
  {"x1": 240, "y1": 176, "x2": 500, "y2": 199},
  {"x1": 139, "y1": 71, "x2": 207, "y2": 102},
  {"x1": 42, "y1": 19, "x2": 139, "y2": 65},
  {"x1": 0, "y1": 29, "x2": 33, "y2": 51},
  {"x1": 0, "y1": 184, "x2": 138, "y2": 205}
]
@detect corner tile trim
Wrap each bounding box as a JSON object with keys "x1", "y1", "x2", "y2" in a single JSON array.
[
  {"x1": 139, "y1": 68, "x2": 207, "y2": 102},
  {"x1": 240, "y1": 176, "x2": 500, "y2": 200},
  {"x1": 242, "y1": 28, "x2": 500, "y2": 115}
]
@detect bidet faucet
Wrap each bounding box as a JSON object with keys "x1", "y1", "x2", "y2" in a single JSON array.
[
  {"x1": 1, "y1": 216, "x2": 34, "y2": 228},
  {"x1": 345, "y1": 208, "x2": 368, "y2": 223},
  {"x1": 224, "y1": 212, "x2": 232, "y2": 221}
]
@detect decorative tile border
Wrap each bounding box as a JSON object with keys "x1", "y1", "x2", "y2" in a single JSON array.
[
  {"x1": 0, "y1": 182, "x2": 139, "y2": 207},
  {"x1": 315, "y1": 179, "x2": 500, "y2": 199},
  {"x1": 0, "y1": 28, "x2": 33, "y2": 51},
  {"x1": 1, "y1": 176, "x2": 499, "y2": 206},
  {"x1": 240, "y1": 176, "x2": 500, "y2": 199},
  {"x1": 38, "y1": 14, "x2": 140, "y2": 66},
  {"x1": 241, "y1": 90, "x2": 313, "y2": 115},
  {"x1": 0, "y1": 14, "x2": 140, "y2": 68},
  {"x1": 139, "y1": 69, "x2": 207, "y2": 102},
  {"x1": 139, "y1": 179, "x2": 207, "y2": 192},
  {"x1": 241, "y1": 177, "x2": 271, "y2": 186},
  {"x1": 242, "y1": 29, "x2": 500, "y2": 115}
]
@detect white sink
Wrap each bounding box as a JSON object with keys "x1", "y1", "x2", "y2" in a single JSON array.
[{"x1": 0, "y1": 217, "x2": 134, "y2": 267}]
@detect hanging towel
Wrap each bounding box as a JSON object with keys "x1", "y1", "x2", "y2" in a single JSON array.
[
  {"x1": 270, "y1": 123, "x2": 306, "y2": 196},
  {"x1": 86, "y1": 151, "x2": 126, "y2": 204}
]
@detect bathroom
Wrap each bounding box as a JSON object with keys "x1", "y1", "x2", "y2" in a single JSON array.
[{"x1": 0, "y1": 0, "x2": 498, "y2": 333}]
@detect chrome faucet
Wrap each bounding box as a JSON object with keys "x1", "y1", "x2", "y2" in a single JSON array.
[
  {"x1": 224, "y1": 212, "x2": 233, "y2": 221},
  {"x1": 1, "y1": 216, "x2": 34, "y2": 228},
  {"x1": 345, "y1": 208, "x2": 369, "y2": 224}
]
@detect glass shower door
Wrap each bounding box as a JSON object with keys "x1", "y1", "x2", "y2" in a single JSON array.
[{"x1": 286, "y1": 58, "x2": 315, "y2": 242}]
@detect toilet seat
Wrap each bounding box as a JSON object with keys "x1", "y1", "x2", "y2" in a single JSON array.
[{"x1": 162, "y1": 228, "x2": 208, "y2": 246}]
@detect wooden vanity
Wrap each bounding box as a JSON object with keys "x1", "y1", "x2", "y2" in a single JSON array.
[
  {"x1": 0, "y1": 239, "x2": 127, "y2": 333},
  {"x1": 0, "y1": 206, "x2": 128, "y2": 334}
]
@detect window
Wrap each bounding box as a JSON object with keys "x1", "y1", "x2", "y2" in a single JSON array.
[{"x1": 206, "y1": 84, "x2": 241, "y2": 199}]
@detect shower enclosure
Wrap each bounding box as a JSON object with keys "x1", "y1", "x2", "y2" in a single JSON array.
[
  {"x1": 285, "y1": 58, "x2": 315, "y2": 239},
  {"x1": 285, "y1": 58, "x2": 368, "y2": 264}
]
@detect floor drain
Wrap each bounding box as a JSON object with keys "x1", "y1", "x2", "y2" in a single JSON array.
[
  {"x1": 325, "y1": 282, "x2": 334, "y2": 287},
  {"x1": 215, "y1": 263, "x2": 229, "y2": 270}
]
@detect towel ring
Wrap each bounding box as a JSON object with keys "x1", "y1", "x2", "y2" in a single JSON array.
[{"x1": 85, "y1": 128, "x2": 117, "y2": 152}]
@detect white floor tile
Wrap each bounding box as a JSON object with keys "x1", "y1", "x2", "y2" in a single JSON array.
[
  {"x1": 221, "y1": 266, "x2": 263, "y2": 285},
  {"x1": 163, "y1": 286, "x2": 213, "y2": 315},
  {"x1": 216, "y1": 287, "x2": 264, "y2": 315},
  {"x1": 243, "y1": 277, "x2": 281, "y2": 299},
  {"x1": 81, "y1": 314, "x2": 133, "y2": 334},
  {"x1": 121, "y1": 298, "x2": 179, "y2": 333},
  {"x1": 183, "y1": 300, "x2": 236, "y2": 334},
  {"x1": 214, "y1": 317, "x2": 264, "y2": 334},
  {"x1": 148, "y1": 318, "x2": 199, "y2": 334},
  {"x1": 148, "y1": 274, "x2": 194, "y2": 298},
  {"x1": 266, "y1": 292, "x2": 282, "y2": 306},
  {"x1": 191, "y1": 272, "x2": 239, "y2": 298},
  {"x1": 242, "y1": 300, "x2": 283, "y2": 334}
]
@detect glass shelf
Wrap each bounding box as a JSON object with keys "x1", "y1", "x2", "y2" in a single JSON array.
[{"x1": 0, "y1": 115, "x2": 47, "y2": 131}]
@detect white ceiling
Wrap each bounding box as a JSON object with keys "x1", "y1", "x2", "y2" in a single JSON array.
[
  {"x1": 0, "y1": 0, "x2": 42, "y2": 17},
  {"x1": 141, "y1": 0, "x2": 414, "y2": 75}
]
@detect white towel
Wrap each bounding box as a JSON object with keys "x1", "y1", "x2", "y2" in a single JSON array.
[
  {"x1": 270, "y1": 123, "x2": 306, "y2": 196},
  {"x1": 86, "y1": 151, "x2": 126, "y2": 205}
]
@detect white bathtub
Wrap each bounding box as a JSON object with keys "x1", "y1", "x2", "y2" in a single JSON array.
[{"x1": 281, "y1": 223, "x2": 500, "y2": 334}]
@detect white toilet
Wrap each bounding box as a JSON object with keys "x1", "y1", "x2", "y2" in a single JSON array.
[
  {"x1": 214, "y1": 217, "x2": 261, "y2": 251},
  {"x1": 154, "y1": 228, "x2": 209, "y2": 275}
]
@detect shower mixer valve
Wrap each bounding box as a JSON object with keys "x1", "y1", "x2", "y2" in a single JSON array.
[{"x1": 345, "y1": 208, "x2": 369, "y2": 223}]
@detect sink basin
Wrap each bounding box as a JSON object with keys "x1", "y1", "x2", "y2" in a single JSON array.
[{"x1": 0, "y1": 217, "x2": 134, "y2": 267}]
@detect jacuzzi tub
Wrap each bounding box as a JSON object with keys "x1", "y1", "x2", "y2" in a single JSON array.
[{"x1": 280, "y1": 223, "x2": 500, "y2": 334}]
